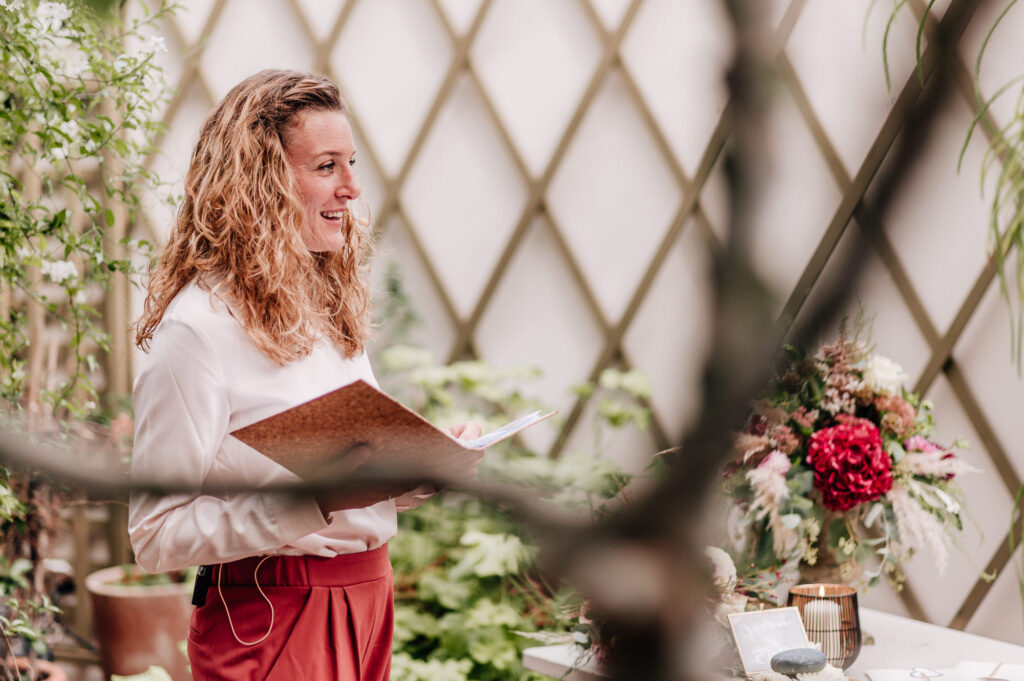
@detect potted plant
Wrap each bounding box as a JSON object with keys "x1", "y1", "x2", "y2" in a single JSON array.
[{"x1": 85, "y1": 565, "x2": 192, "y2": 681}]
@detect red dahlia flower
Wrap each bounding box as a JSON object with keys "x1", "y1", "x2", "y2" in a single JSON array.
[{"x1": 807, "y1": 417, "x2": 892, "y2": 511}]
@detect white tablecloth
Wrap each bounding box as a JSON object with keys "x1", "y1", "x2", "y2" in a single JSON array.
[{"x1": 522, "y1": 608, "x2": 1024, "y2": 680}]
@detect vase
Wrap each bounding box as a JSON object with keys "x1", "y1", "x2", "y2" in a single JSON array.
[
  {"x1": 799, "y1": 544, "x2": 844, "y2": 586},
  {"x1": 797, "y1": 513, "x2": 863, "y2": 587}
]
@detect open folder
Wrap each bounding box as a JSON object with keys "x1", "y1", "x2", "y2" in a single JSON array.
[{"x1": 230, "y1": 379, "x2": 555, "y2": 482}]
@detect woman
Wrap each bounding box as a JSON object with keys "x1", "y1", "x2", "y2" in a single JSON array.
[{"x1": 129, "y1": 70, "x2": 481, "y2": 680}]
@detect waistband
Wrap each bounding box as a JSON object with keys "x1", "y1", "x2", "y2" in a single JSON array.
[{"x1": 213, "y1": 545, "x2": 390, "y2": 588}]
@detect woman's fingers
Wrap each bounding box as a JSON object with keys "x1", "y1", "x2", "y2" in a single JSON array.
[{"x1": 445, "y1": 421, "x2": 482, "y2": 440}]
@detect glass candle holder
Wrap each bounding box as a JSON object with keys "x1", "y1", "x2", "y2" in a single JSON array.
[{"x1": 787, "y1": 583, "x2": 861, "y2": 670}]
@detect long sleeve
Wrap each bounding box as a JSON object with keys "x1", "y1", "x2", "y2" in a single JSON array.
[{"x1": 128, "y1": 317, "x2": 328, "y2": 573}]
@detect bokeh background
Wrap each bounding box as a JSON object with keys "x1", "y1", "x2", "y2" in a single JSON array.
[{"x1": 112, "y1": 0, "x2": 1024, "y2": 646}]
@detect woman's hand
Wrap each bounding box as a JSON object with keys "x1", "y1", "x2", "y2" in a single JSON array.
[
  {"x1": 317, "y1": 422, "x2": 485, "y2": 515},
  {"x1": 444, "y1": 421, "x2": 482, "y2": 441},
  {"x1": 445, "y1": 421, "x2": 485, "y2": 483}
]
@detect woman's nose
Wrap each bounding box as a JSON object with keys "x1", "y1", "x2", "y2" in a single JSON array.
[{"x1": 336, "y1": 170, "x2": 360, "y2": 200}]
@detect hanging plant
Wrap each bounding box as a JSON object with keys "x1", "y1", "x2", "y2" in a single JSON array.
[{"x1": 877, "y1": 0, "x2": 1024, "y2": 364}]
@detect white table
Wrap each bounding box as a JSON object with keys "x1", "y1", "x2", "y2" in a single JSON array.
[{"x1": 523, "y1": 608, "x2": 1024, "y2": 680}]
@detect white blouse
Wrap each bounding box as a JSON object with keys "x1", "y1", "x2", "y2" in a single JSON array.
[{"x1": 128, "y1": 280, "x2": 399, "y2": 573}]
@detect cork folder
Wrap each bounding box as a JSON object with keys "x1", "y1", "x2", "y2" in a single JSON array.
[{"x1": 230, "y1": 379, "x2": 554, "y2": 482}]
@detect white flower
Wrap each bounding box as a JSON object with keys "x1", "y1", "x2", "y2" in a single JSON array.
[
  {"x1": 143, "y1": 34, "x2": 166, "y2": 54},
  {"x1": 703, "y1": 546, "x2": 737, "y2": 592},
  {"x1": 34, "y1": 1, "x2": 72, "y2": 33},
  {"x1": 58, "y1": 118, "x2": 80, "y2": 141},
  {"x1": 863, "y1": 354, "x2": 908, "y2": 394},
  {"x1": 1, "y1": 0, "x2": 26, "y2": 11},
  {"x1": 58, "y1": 42, "x2": 88, "y2": 78},
  {"x1": 40, "y1": 259, "x2": 77, "y2": 283},
  {"x1": 713, "y1": 591, "x2": 748, "y2": 624},
  {"x1": 900, "y1": 450, "x2": 977, "y2": 478},
  {"x1": 50, "y1": 145, "x2": 68, "y2": 160},
  {"x1": 745, "y1": 451, "x2": 801, "y2": 558},
  {"x1": 746, "y1": 450, "x2": 791, "y2": 521},
  {"x1": 888, "y1": 483, "x2": 950, "y2": 573}
]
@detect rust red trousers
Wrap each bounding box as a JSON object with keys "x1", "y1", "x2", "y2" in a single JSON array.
[{"x1": 187, "y1": 546, "x2": 393, "y2": 681}]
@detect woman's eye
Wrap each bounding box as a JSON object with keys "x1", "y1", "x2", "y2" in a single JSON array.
[
  {"x1": 348, "y1": 156, "x2": 357, "y2": 168},
  {"x1": 319, "y1": 162, "x2": 335, "y2": 172}
]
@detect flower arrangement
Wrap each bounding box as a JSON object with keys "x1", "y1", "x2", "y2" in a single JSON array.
[{"x1": 723, "y1": 325, "x2": 974, "y2": 591}]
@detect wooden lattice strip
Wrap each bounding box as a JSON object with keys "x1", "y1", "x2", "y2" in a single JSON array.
[
  {"x1": 374, "y1": 0, "x2": 496, "y2": 228},
  {"x1": 939, "y1": 363, "x2": 1022, "y2": 627},
  {"x1": 315, "y1": 35, "x2": 469, "y2": 331},
  {"x1": 545, "y1": 0, "x2": 813, "y2": 458},
  {"x1": 775, "y1": 0, "x2": 982, "y2": 334},
  {"x1": 446, "y1": 0, "x2": 647, "y2": 365},
  {"x1": 131, "y1": 0, "x2": 228, "y2": 247},
  {"x1": 142, "y1": 0, "x2": 226, "y2": 177},
  {"x1": 417, "y1": 0, "x2": 676, "y2": 446}
]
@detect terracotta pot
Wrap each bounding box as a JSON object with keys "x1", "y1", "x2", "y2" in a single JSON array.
[
  {"x1": 4, "y1": 657, "x2": 68, "y2": 681},
  {"x1": 85, "y1": 565, "x2": 191, "y2": 681}
]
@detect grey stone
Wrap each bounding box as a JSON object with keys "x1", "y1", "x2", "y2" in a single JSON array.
[{"x1": 770, "y1": 648, "x2": 827, "y2": 675}]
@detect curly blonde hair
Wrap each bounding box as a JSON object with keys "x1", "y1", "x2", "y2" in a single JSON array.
[{"x1": 135, "y1": 70, "x2": 371, "y2": 364}]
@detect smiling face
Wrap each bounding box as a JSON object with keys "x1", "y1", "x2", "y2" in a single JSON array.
[{"x1": 282, "y1": 109, "x2": 362, "y2": 252}]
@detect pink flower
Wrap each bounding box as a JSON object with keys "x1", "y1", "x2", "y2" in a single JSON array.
[
  {"x1": 791, "y1": 406, "x2": 819, "y2": 431},
  {"x1": 770, "y1": 425, "x2": 800, "y2": 455},
  {"x1": 875, "y1": 393, "x2": 916, "y2": 438},
  {"x1": 759, "y1": 449, "x2": 792, "y2": 475},
  {"x1": 904, "y1": 435, "x2": 940, "y2": 453}
]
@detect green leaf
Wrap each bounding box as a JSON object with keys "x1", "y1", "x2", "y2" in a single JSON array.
[
  {"x1": 854, "y1": 542, "x2": 874, "y2": 565},
  {"x1": 417, "y1": 571, "x2": 472, "y2": 611},
  {"x1": 779, "y1": 513, "x2": 802, "y2": 529},
  {"x1": 393, "y1": 605, "x2": 440, "y2": 644},
  {"x1": 453, "y1": 531, "x2": 533, "y2": 578},
  {"x1": 864, "y1": 502, "x2": 884, "y2": 529},
  {"x1": 886, "y1": 440, "x2": 906, "y2": 464},
  {"x1": 826, "y1": 517, "x2": 850, "y2": 552}
]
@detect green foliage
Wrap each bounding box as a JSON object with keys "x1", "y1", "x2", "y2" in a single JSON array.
[
  {"x1": 389, "y1": 492, "x2": 572, "y2": 681},
  {"x1": 374, "y1": 286, "x2": 649, "y2": 679},
  {"x1": 0, "y1": 0, "x2": 173, "y2": 656},
  {"x1": 0, "y1": 0, "x2": 171, "y2": 416}
]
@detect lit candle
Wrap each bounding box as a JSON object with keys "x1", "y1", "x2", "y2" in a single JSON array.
[{"x1": 803, "y1": 586, "x2": 841, "y2": 663}]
